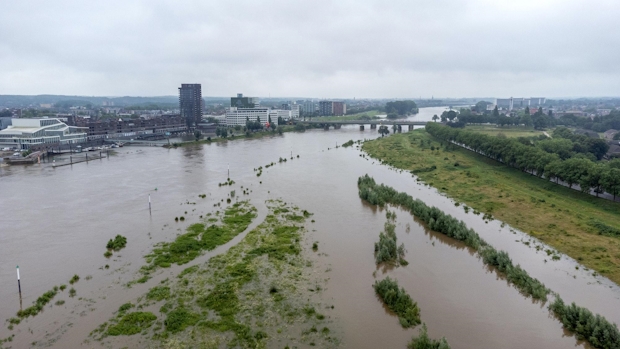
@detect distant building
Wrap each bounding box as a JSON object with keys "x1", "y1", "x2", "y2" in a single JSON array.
[
  {"x1": 496, "y1": 97, "x2": 546, "y2": 111},
  {"x1": 290, "y1": 104, "x2": 300, "y2": 118},
  {"x1": 302, "y1": 101, "x2": 316, "y2": 115},
  {"x1": 75, "y1": 116, "x2": 186, "y2": 139},
  {"x1": 333, "y1": 101, "x2": 346, "y2": 116},
  {"x1": 319, "y1": 101, "x2": 346, "y2": 116},
  {"x1": 231, "y1": 93, "x2": 259, "y2": 108},
  {"x1": 0, "y1": 116, "x2": 12, "y2": 130},
  {"x1": 179, "y1": 84, "x2": 202, "y2": 128},
  {"x1": 226, "y1": 107, "x2": 273, "y2": 127},
  {"x1": 0, "y1": 118, "x2": 87, "y2": 150},
  {"x1": 319, "y1": 101, "x2": 333, "y2": 116}
]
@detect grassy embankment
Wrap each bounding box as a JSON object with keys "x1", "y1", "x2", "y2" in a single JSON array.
[
  {"x1": 362, "y1": 129, "x2": 620, "y2": 285},
  {"x1": 92, "y1": 201, "x2": 338, "y2": 348}
]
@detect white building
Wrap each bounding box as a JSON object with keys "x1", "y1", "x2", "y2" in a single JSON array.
[
  {"x1": 0, "y1": 118, "x2": 87, "y2": 150},
  {"x1": 226, "y1": 107, "x2": 273, "y2": 127}
]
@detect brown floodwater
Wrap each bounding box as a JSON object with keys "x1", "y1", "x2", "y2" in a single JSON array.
[{"x1": 1, "y1": 113, "x2": 619, "y2": 348}]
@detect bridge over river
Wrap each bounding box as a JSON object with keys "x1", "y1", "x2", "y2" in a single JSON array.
[{"x1": 303, "y1": 119, "x2": 429, "y2": 131}]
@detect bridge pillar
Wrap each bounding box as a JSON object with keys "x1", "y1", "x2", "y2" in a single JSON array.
[
  {"x1": 360, "y1": 125, "x2": 365, "y2": 131},
  {"x1": 408, "y1": 125, "x2": 414, "y2": 131},
  {"x1": 335, "y1": 124, "x2": 341, "y2": 129},
  {"x1": 370, "y1": 124, "x2": 377, "y2": 129},
  {"x1": 398, "y1": 125, "x2": 402, "y2": 133},
  {"x1": 324, "y1": 125, "x2": 330, "y2": 130}
]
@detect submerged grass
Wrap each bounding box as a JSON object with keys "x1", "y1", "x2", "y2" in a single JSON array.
[
  {"x1": 358, "y1": 175, "x2": 619, "y2": 348},
  {"x1": 362, "y1": 130, "x2": 620, "y2": 284},
  {"x1": 145, "y1": 201, "x2": 257, "y2": 269},
  {"x1": 106, "y1": 312, "x2": 157, "y2": 336},
  {"x1": 96, "y1": 201, "x2": 338, "y2": 348}
]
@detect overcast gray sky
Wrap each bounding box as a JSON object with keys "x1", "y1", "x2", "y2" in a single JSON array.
[{"x1": 1, "y1": 0, "x2": 619, "y2": 98}]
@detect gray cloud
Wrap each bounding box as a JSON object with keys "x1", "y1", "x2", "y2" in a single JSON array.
[{"x1": 1, "y1": 0, "x2": 619, "y2": 98}]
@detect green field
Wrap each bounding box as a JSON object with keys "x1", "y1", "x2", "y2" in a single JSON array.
[
  {"x1": 363, "y1": 130, "x2": 620, "y2": 285},
  {"x1": 464, "y1": 125, "x2": 547, "y2": 138}
]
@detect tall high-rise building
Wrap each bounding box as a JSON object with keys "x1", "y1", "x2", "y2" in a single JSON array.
[{"x1": 179, "y1": 84, "x2": 202, "y2": 128}]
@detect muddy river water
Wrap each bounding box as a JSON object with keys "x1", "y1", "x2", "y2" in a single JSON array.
[{"x1": 1, "y1": 108, "x2": 620, "y2": 348}]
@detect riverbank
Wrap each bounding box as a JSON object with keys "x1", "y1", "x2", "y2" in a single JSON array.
[{"x1": 362, "y1": 129, "x2": 620, "y2": 285}]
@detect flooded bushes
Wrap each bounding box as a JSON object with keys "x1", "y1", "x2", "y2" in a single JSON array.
[
  {"x1": 373, "y1": 277, "x2": 420, "y2": 328},
  {"x1": 549, "y1": 297, "x2": 620, "y2": 349},
  {"x1": 359, "y1": 174, "x2": 620, "y2": 348},
  {"x1": 479, "y1": 247, "x2": 549, "y2": 300},
  {"x1": 375, "y1": 211, "x2": 407, "y2": 265},
  {"x1": 407, "y1": 323, "x2": 451, "y2": 349},
  {"x1": 106, "y1": 235, "x2": 127, "y2": 251},
  {"x1": 342, "y1": 140, "x2": 354, "y2": 148}
]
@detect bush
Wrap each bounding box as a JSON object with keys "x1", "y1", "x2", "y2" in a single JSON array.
[
  {"x1": 375, "y1": 211, "x2": 406, "y2": 265},
  {"x1": 106, "y1": 235, "x2": 127, "y2": 251},
  {"x1": 549, "y1": 296, "x2": 620, "y2": 349},
  {"x1": 373, "y1": 277, "x2": 420, "y2": 328},
  {"x1": 408, "y1": 323, "x2": 451, "y2": 349}
]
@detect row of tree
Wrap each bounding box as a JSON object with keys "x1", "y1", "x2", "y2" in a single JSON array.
[
  {"x1": 439, "y1": 107, "x2": 556, "y2": 130},
  {"x1": 385, "y1": 100, "x2": 418, "y2": 116},
  {"x1": 357, "y1": 175, "x2": 620, "y2": 349},
  {"x1": 425, "y1": 123, "x2": 620, "y2": 199}
]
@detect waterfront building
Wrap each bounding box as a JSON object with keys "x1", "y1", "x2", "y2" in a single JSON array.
[
  {"x1": 225, "y1": 107, "x2": 271, "y2": 127},
  {"x1": 0, "y1": 118, "x2": 87, "y2": 150},
  {"x1": 179, "y1": 84, "x2": 202, "y2": 128},
  {"x1": 75, "y1": 115, "x2": 186, "y2": 139}
]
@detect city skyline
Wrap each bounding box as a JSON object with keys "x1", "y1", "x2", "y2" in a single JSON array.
[{"x1": 1, "y1": 0, "x2": 619, "y2": 98}]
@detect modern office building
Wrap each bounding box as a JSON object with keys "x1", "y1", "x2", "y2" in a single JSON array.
[
  {"x1": 179, "y1": 84, "x2": 202, "y2": 128},
  {"x1": 231, "y1": 93, "x2": 259, "y2": 108},
  {"x1": 0, "y1": 118, "x2": 87, "y2": 150}
]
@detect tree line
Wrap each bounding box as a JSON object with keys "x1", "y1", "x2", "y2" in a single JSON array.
[
  {"x1": 385, "y1": 100, "x2": 419, "y2": 119},
  {"x1": 357, "y1": 174, "x2": 620, "y2": 349},
  {"x1": 425, "y1": 123, "x2": 620, "y2": 199}
]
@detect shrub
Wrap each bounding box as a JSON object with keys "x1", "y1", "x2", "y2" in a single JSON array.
[
  {"x1": 106, "y1": 235, "x2": 127, "y2": 251},
  {"x1": 373, "y1": 277, "x2": 420, "y2": 328},
  {"x1": 408, "y1": 323, "x2": 451, "y2": 349},
  {"x1": 69, "y1": 274, "x2": 80, "y2": 284},
  {"x1": 549, "y1": 296, "x2": 620, "y2": 349}
]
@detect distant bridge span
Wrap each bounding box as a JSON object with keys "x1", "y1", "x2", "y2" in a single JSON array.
[
  {"x1": 302, "y1": 119, "x2": 429, "y2": 131},
  {"x1": 303, "y1": 120, "x2": 428, "y2": 126}
]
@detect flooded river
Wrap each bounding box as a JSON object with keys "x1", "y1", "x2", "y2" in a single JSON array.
[{"x1": 1, "y1": 108, "x2": 619, "y2": 348}]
